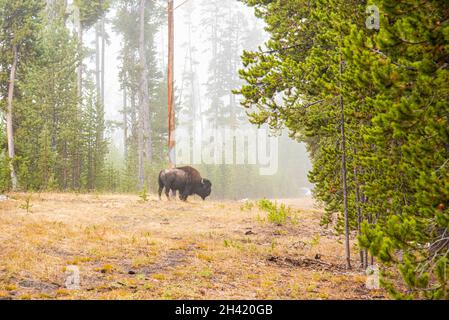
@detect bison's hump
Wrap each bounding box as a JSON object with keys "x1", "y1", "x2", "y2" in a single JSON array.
[{"x1": 176, "y1": 166, "x2": 202, "y2": 183}]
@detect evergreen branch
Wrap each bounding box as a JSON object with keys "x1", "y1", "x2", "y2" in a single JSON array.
[
  {"x1": 262, "y1": 43, "x2": 306, "y2": 54},
  {"x1": 302, "y1": 99, "x2": 325, "y2": 109},
  {"x1": 371, "y1": 49, "x2": 418, "y2": 71},
  {"x1": 174, "y1": 0, "x2": 192, "y2": 10},
  {"x1": 436, "y1": 158, "x2": 449, "y2": 173},
  {"x1": 262, "y1": 43, "x2": 333, "y2": 55}
]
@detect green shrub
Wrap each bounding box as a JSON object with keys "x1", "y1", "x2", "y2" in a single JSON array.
[
  {"x1": 139, "y1": 185, "x2": 149, "y2": 202},
  {"x1": 240, "y1": 200, "x2": 254, "y2": 211},
  {"x1": 0, "y1": 154, "x2": 10, "y2": 192},
  {"x1": 256, "y1": 199, "x2": 292, "y2": 225}
]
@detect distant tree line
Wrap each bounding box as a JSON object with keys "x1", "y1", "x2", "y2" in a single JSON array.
[{"x1": 0, "y1": 0, "x2": 109, "y2": 192}]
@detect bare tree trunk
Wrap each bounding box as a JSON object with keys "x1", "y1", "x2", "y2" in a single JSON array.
[
  {"x1": 187, "y1": 11, "x2": 196, "y2": 135},
  {"x1": 74, "y1": 14, "x2": 83, "y2": 190},
  {"x1": 123, "y1": 84, "x2": 128, "y2": 161},
  {"x1": 95, "y1": 23, "x2": 101, "y2": 107},
  {"x1": 131, "y1": 92, "x2": 137, "y2": 139},
  {"x1": 137, "y1": 115, "x2": 144, "y2": 190},
  {"x1": 339, "y1": 43, "x2": 351, "y2": 270},
  {"x1": 364, "y1": 250, "x2": 369, "y2": 269},
  {"x1": 353, "y1": 151, "x2": 364, "y2": 267},
  {"x1": 138, "y1": 0, "x2": 152, "y2": 189},
  {"x1": 77, "y1": 26, "x2": 83, "y2": 108},
  {"x1": 212, "y1": 3, "x2": 219, "y2": 129},
  {"x1": 101, "y1": 14, "x2": 105, "y2": 107},
  {"x1": 6, "y1": 45, "x2": 19, "y2": 191},
  {"x1": 138, "y1": 0, "x2": 146, "y2": 189},
  {"x1": 130, "y1": 90, "x2": 141, "y2": 190},
  {"x1": 361, "y1": 192, "x2": 368, "y2": 269},
  {"x1": 167, "y1": 0, "x2": 175, "y2": 169},
  {"x1": 228, "y1": 5, "x2": 237, "y2": 128},
  {"x1": 91, "y1": 22, "x2": 102, "y2": 191}
]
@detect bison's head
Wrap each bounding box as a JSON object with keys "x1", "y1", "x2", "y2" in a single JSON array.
[{"x1": 196, "y1": 178, "x2": 212, "y2": 200}]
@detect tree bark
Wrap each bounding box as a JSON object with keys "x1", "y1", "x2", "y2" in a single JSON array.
[
  {"x1": 187, "y1": 10, "x2": 196, "y2": 136},
  {"x1": 6, "y1": 45, "x2": 19, "y2": 191},
  {"x1": 137, "y1": 0, "x2": 145, "y2": 189},
  {"x1": 95, "y1": 23, "x2": 101, "y2": 107},
  {"x1": 91, "y1": 22, "x2": 102, "y2": 191},
  {"x1": 74, "y1": 12, "x2": 83, "y2": 190},
  {"x1": 138, "y1": 0, "x2": 152, "y2": 189},
  {"x1": 101, "y1": 14, "x2": 105, "y2": 107},
  {"x1": 123, "y1": 84, "x2": 128, "y2": 161},
  {"x1": 167, "y1": 0, "x2": 175, "y2": 168},
  {"x1": 77, "y1": 24, "x2": 83, "y2": 108},
  {"x1": 353, "y1": 153, "x2": 364, "y2": 267}
]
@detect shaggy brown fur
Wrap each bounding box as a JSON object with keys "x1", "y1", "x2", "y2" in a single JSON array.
[{"x1": 158, "y1": 166, "x2": 212, "y2": 201}]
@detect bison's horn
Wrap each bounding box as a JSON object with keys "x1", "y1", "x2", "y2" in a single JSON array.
[{"x1": 201, "y1": 178, "x2": 204, "y2": 184}]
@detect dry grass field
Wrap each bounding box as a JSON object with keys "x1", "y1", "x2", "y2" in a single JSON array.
[{"x1": 0, "y1": 193, "x2": 387, "y2": 300}]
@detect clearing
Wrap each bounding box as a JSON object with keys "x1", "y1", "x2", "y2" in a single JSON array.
[{"x1": 0, "y1": 193, "x2": 387, "y2": 300}]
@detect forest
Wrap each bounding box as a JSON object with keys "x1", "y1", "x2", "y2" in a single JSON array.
[
  {"x1": 0, "y1": 0, "x2": 311, "y2": 199},
  {"x1": 1, "y1": 0, "x2": 449, "y2": 300}
]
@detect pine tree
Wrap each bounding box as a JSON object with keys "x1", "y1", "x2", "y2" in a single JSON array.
[
  {"x1": 238, "y1": 0, "x2": 449, "y2": 298},
  {"x1": 357, "y1": 0, "x2": 449, "y2": 299},
  {"x1": 113, "y1": 0, "x2": 165, "y2": 192},
  {"x1": 0, "y1": 0, "x2": 43, "y2": 190}
]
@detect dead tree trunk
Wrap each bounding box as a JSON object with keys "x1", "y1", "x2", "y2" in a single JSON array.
[
  {"x1": 95, "y1": 23, "x2": 101, "y2": 107},
  {"x1": 167, "y1": 0, "x2": 175, "y2": 168},
  {"x1": 77, "y1": 23, "x2": 83, "y2": 109},
  {"x1": 6, "y1": 45, "x2": 19, "y2": 191},
  {"x1": 138, "y1": 0, "x2": 152, "y2": 189},
  {"x1": 353, "y1": 149, "x2": 364, "y2": 267},
  {"x1": 123, "y1": 83, "x2": 128, "y2": 161},
  {"x1": 101, "y1": 14, "x2": 106, "y2": 107},
  {"x1": 74, "y1": 13, "x2": 83, "y2": 190}
]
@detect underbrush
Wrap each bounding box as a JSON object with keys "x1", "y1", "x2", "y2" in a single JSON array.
[{"x1": 256, "y1": 199, "x2": 293, "y2": 226}]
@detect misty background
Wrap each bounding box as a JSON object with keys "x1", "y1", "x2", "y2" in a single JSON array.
[
  {"x1": 0, "y1": 0, "x2": 311, "y2": 199},
  {"x1": 86, "y1": 0, "x2": 312, "y2": 199}
]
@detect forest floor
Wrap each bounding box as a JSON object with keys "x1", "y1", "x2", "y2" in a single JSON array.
[{"x1": 0, "y1": 193, "x2": 388, "y2": 300}]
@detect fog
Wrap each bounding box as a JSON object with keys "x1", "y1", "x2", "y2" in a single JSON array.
[{"x1": 77, "y1": 0, "x2": 312, "y2": 198}]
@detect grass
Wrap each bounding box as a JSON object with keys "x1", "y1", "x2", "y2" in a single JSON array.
[{"x1": 0, "y1": 192, "x2": 388, "y2": 300}]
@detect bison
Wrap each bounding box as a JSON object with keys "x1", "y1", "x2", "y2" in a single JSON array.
[{"x1": 158, "y1": 166, "x2": 212, "y2": 201}]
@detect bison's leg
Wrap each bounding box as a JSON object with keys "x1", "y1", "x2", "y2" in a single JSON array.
[
  {"x1": 164, "y1": 183, "x2": 171, "y2": 200},
  {"x1": 180, "y1": 186, "x2": 191, "y2": 202},
  {"x1": 177, "y1": 187, "x2": 182, "y2": 200},
  {"x1": 158, "y1": 185, "x2": 164, "y2": 200},
  {"x1": 163, "y1": 175, "x2": 175, "y2": 200}
]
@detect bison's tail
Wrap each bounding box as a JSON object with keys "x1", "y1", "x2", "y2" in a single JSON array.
[
  {"x1": 158, "y1": 171, "x2": 165, "y2": 200},
  {"x1": 158, "y1": 171, "x2": 164, "y2": 188}
]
